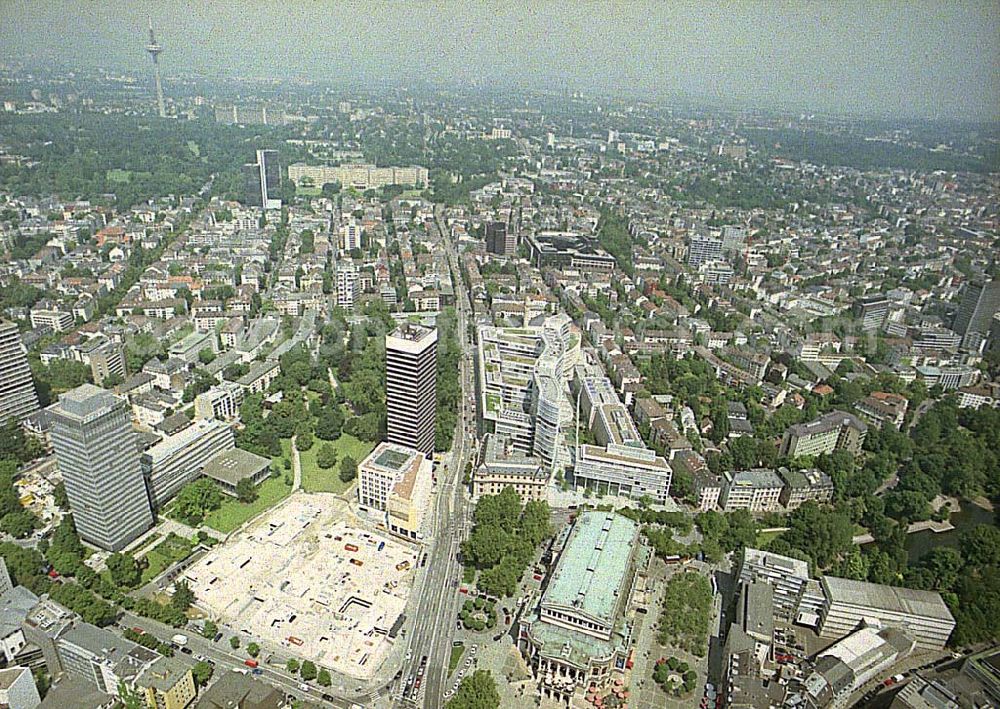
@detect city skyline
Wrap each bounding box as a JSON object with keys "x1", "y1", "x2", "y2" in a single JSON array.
[
  {"x1": 1, "y1": 6, "x2": 999, "y2": 707},
  {"x1": 0, "y1": 1, "x2": 998, "y2": 121}
]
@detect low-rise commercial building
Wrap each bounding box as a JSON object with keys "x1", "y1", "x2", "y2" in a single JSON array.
[
  {"x1": 29, "y1": 308, "x2": 73, "y2": 333},
  {"x1": 473, "y1": 433, "x2": 548, "y2": 502},
  {"x1": 890, "y1": 646, "x2": 1000, "y2": 708},
  {"x1": 194, "y1": 383, "x2": 244, "y2": 421},
  {"x1": 819, "y1": 576, "x2": 955, "y2": 650},
  {"x1": 855, "y1": 392, "x2": 908, "y2": 430},
  {"x1": 0, "y1": 666, "x2": 42, "y2": 709},
  {"x1": 55, "y1": 623, "x2": 159, "y2": 697},
  {"x1": 194, "y1": 672, "x2": 284, "y2": 709},
  {"x1": 236, "y1": 361, "x2": 279, "y2": 394},
  {"x1": 200, "y1": 448, "x2": 271, "y2": 497},
  {"x1": 287, "y1": 163, "x2": 428, "y2": 190},
  {"x1": 135, "y1": 655, "x2": 196, "y2": 709},
  {"x1": 802, "y1": 626, "x2": 914, "y2": 708},
  {"x1": 915, "y1": 364, "x2": 979, "y2": 391},
  {"x1": 169, "y1": 332, "x2": 216, "y2": 365},
  {"x1": 0, "y1": 585, "x2": 39, "y2": 663},
  {"x1": 573, "y1": 443, "x2": 672, "y2": 504},
  {"x1": 140, "y1": 419, "x2": 235, "y2": 508},
  {"x1": 778, "y1": 467, "x2": 835, "y2": 509},
  {"x1": 358, "y1": 442, "x2": 432, "y2": 540},
  {"x1": 738, "y1": 548, "x2": 812, "y2": 623}
]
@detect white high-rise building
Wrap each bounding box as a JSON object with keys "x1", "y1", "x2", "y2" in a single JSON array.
[
  {"x1": 0, "y1": 321, "x2": 39, "y2": 425},
  {"x1": 688, "y1": 235, "x2": 724, "y2": 267},
  {"x1": 341, "y1": 221, "x2": 362, "y2": 252},
  {"x1": 47, "y1": 384, "x2": 154, "y2": 551},
  {"x1": 336, "y1": 262, "x2": 359, "y2": 310},
  {"x1": 386, "y1": 325, "x2": 437, "y2": 457}
]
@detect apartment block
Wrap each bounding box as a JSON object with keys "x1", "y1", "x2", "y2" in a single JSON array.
[
  {"x1": 0, "y1": 321, "x2": 40, "y2": 424},
  {"x1": 780, "y1": 411, "x2": 867, "y2": 459},
  {"x1": 721, "y1": 468, "x2": 784, "y2": 512}
]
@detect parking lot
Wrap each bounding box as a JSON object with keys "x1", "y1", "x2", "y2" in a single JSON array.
[{"x1": 182, "y1": 494, "x2": 419, "y2": 680}]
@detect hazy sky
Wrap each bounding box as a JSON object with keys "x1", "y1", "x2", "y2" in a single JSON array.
[{"x1": 3, "y1": 1, "x2": 999, "y2": 120}]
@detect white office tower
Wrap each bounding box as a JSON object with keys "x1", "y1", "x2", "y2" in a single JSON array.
[
  {"x1": 336, "y1": 261, "x2": 359, "y2": 310},
  {"x1": 386, "y1": 325, "x2": 437, "y2": 457},
  {"x1": 0, "y1": 322, "x2": 39, "y2": 425},
  {"x1": 341, "y1": 221, "x2": 362, "y2": 252},
  {"x1": 47, "y1": 384, "x2": 154, "y2": 551}
]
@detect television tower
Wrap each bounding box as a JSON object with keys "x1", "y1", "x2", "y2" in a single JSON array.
[{"x1": 145, "y1": 19, "x2": 166, "y2": 118}]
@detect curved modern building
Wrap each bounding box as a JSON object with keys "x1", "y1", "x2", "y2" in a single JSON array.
[{"x1": 478, "y1": 314, "x2": 579, "y2": 473}]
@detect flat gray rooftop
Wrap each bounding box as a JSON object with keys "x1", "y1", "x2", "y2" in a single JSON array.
[{"x1": 202, "y1": 448, "x2": 270, "y2": 486}]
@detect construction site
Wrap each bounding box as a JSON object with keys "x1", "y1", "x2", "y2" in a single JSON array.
[{"x1": 182, "y1": 494, "x2": 418, "y2": 680}]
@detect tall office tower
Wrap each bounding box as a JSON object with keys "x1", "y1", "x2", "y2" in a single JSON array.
[
  {"x1": 853, "y1": 296, "x2": 890, "y2": 333},
  {"x1": 242, "y1": 163, "x2": 263, "y2": 208},
  {"x1": 47, "y1": 384, "x2": 154, "y2": 551},
  {"x1": 243, "y1": 149, "x2": 282, "y2": 209},
  {"x1": 0, "y1": 321, "x2": 39, "y2": 425},
  {"x1": 485, "y1": 221, "x2": 515, "y2": 256},
  {"x1": 953, "y1": 279, "x2": 1000, "y2": 350},
  {"x1": 257, "y1": 149, "x2": 281, "y2": 209},
  {"x1": 386, "y1": 325, "x2": 438, "y2": 457}
]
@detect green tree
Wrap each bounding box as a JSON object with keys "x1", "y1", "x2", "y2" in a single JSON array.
[
  {"x1": 296, "y1": 430, "x2": 314, "y2": 452},
  {"x1": 201, "y1": 620, "x2": 218, "y2": 639},
  {"x1": 316, "y1": 443, "x2": 338, "y2": 469},
  {"x1": 286, "y1": 658, "x2": 300, "y2": 673},
  {"x1": 315, "y1": 407, "x2": 345, "y2": 440},
  {"x1": 0, "y1": 511, "x2": 37, "y2": 539},
  {"x1": 317, "y1": 668, "x2": 331, "y2": 686},
  {"x1": 198, "y1": 348, "x2": 216, "y2": 365},
  {"x1": 52, "y1": 481, "x2": 70, "y2": 509},
  {"x1": 445, "y1": 669, "x2": 501, "y2": 709},
  {"x1": 171, "y1": 580, "x2": 195, "y2": 612},
  {"x1": 960, "y1": 524, "x2": 1000, "y2": 568},
  {"x1": 299, "y1": 660, "x2": 317, "y2": 681},
  {"x1": 339, "y1": 455, "x2": 357, "y2": 483},
  {"x1": 106, "y1": 552, "x2": 141, "y2": 589},
  {"x1": 247, "y1": 642, "x2": 260, "y2": 658},
  {"x1": 229, "y1": 636, "x2": 240, "y2": 650},
  {"x1": 192, "y1": 661, "x2": 214, "y2": 687},
  {"x1": 235, "y1": 478, "x2": 259, "y2": 504},
  {"x1": 173, "y1": 478, "x2": 223, "y2": 524}
]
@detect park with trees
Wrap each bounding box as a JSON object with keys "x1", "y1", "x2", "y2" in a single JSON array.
[{"x1": 461, "y1": 487, "x2": 552, "y2": 598}]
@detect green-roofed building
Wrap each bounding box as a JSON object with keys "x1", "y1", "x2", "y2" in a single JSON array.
[{"x1": 518, "y1": 511, "x2": 649, "y2": 703}]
